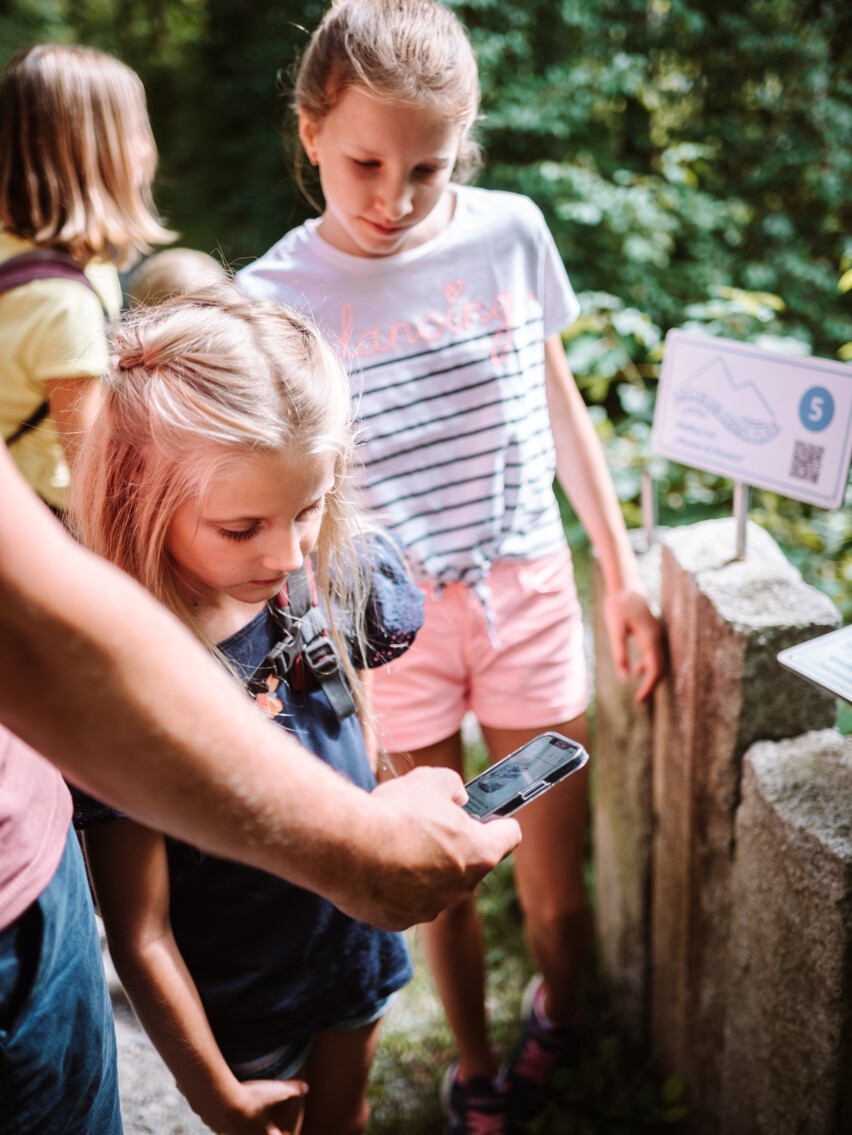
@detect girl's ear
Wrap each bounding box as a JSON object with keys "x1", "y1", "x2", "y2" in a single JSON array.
[{"x1": 298, "y1": 111, "x2": 320, "y2": 166}]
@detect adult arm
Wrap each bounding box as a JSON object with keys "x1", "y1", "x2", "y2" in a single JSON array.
[
  {"x1": 544, "y1": 334, "x2": 665, "y2": 702},
  {"x1": 86, "y1": 822, "x2": 305, "y2": 1135},
  {"x1": 0, "y1": 446, "x2": 519, "y2": 929}
]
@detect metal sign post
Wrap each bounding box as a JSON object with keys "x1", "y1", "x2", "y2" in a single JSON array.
[
  {"x1": 733, "y1": 481, "x2": 750, "y2": 560},
  {"x1": 641, "y1": 468, "x2": 657, "y2": 551}
]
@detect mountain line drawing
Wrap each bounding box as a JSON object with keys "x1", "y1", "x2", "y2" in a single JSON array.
[{"x1": 673, "y1": 354, "x2": 781, "y2": 445}]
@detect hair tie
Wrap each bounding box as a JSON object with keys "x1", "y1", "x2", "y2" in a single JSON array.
[{"x1": 116, "y1": 346, "x2": 148, "y2": 371}]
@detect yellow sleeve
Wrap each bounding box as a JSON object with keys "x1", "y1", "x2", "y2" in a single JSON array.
[{"x1": 19, "y1": 280, "x2": 110, "y2": 386}]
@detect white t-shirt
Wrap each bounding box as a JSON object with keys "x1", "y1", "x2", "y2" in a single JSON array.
[{"x1": 239, "y1": 185, "x2": 579, "y2": 584}]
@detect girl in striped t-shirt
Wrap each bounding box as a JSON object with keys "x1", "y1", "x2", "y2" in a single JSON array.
[{"x1": 239, "y1": 2, "x2": 665, "y2": 1130}]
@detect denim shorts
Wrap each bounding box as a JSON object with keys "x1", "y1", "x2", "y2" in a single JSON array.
[
  {"x1": 0, "y1": 829, "x2": 122, "y2": 1135},
  {"x1": 229, "y1": 991, "x2": 398, "y2": 1083}
]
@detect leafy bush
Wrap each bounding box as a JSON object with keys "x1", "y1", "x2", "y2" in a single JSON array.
[{"x1": 4, "y1": 1, "x2": 848, "y2": 599}]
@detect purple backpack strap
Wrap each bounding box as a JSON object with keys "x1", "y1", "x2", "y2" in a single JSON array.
[{"x1": 0, "y1": 249, "x2": 97, "y2": 295}]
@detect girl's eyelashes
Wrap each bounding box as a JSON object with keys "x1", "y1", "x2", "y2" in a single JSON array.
[
  {"x1": 219, "y1": 524, "x2": 260, "y2": 542},
  {"x1": 214, "y1": 492, "x2": 329, "y2": 540},
  {"x1": 214, "y1": 497, "x2": 325, "y2": 540},
  {"x1": 299, "y1": 498, "x2": 326, "y2": 520},
  {"x1": 351, "y1": 159, "x2": 441, "y2": 178}
]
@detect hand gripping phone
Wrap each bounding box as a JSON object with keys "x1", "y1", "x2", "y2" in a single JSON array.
[{"x1": 462, "y1": 732, "x2": 589, "y2": 821}]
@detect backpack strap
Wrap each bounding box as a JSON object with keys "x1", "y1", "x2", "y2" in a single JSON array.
[
  {"x1": 287, "y1": 565, "x2": 357, "y2": 721},
  {"x1": 0, "y1": 249, "x2": 98, "y2": 296},
  {"x1": 0, "y1": 251, "x2": 101, "y2": 448},
  {"x1": 4, "y1": 401, "x2": 50, "y2": 448},
  {"x1": 246, "y1": 562, "x2": 357, "y2": 722}
]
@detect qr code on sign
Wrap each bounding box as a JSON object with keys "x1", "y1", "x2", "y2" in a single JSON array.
[{"x1": 790, "y1": 440, "x2": 824, "y2": 483}]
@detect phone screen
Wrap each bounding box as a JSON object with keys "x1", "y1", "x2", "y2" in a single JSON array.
[{"x1": 463, "y1": 733, "x2": 586, "y2": 820}]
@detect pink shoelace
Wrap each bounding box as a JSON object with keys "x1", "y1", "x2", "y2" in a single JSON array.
[
  {"x1": 466, "y1": 1110, "x2": 505, "y2": 1135},
  {"x1": 509, "y1": 1031, "x2": 561, "y2": 1085}
]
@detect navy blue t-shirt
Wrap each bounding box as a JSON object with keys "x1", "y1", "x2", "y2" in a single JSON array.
[{"x1": 166, "y1": 534, "x2": 421, "y2": 1064}]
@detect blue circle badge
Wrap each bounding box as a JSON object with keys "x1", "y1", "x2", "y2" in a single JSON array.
[{"x1": 799, "y1": 387, "x2": 835, "y2": 432}]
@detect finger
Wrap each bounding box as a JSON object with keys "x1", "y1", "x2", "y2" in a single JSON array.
[
  {"x1": 477, "y1": 816, "x2": 521, "y2": 861},
  {"x1": 279, "y1": 1080, "x2": 309, "y2": 1099},
  {"x1": 245, "y1": 1077, "x2": 309, "y2": 1101},
  {"x1": 609, "y1": 626, "x2": 630, "y2": 681},
  {"x1": 445, "y1": 772, "x2": 468, "y2": 806},
  {"x1": 634, "y1": 662, "x2": 655, "y2": 704},
  {"x1": 408, "y1": 764, "x2": 467, "y2": 804},
  {"x1": 435, "y1": 816, "x2": 521, "y2": 911},
  {"x1": 632, "y1": 635, "x2": 664, "y2": 703}
]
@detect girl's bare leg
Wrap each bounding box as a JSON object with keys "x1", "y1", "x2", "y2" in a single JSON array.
[
  {"x1": 299, "y1": 1019, "x2": 383, "y2": 1135},
  {"x1": 397, "y1": 714, "x2": 590, "y2": 1080},
  {"x1": 393, "y1": 731, "x2": 498, "y2": 1081},
  {"x1": 479, "y1": 715, "x2": 591, "y2": 1025}
]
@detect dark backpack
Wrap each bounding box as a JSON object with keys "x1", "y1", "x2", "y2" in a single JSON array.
[{"x1": 0, "y1": 249, "x2": 99, "y2": 446}]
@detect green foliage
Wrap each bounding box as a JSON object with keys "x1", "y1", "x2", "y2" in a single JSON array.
[
  {"x1": 168, "y1": 0, "x2": 323, "y2": 259},
  {"x1": 452, "y1": 0, "x2": 852, "y2": 360},
  {"x1": 4, "y1": 0, "x2": 849, "y2": 672},
  {"x1": 6, "y1": 0, "x2": 851, "y2": 351},
  {"x1": 445, "y1": 0, "x2": 852, "y2": 619},
  {"x1": 0, "y1": 0, "x2": 319, "y2": 259},
  {"x1": 752, "y1": 486, "x2": 852, "y2": 621}
]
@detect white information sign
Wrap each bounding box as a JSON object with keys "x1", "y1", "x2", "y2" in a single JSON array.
[
  {"x1": 778, "y1": 625, "x2": 852, "y2": 705},
  {"x1": 652, "y1": 330, "x2": 852, "y2": 508}
]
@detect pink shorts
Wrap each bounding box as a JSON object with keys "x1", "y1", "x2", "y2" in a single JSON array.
[{"x1": 371, "y1": 547, "x2": 589, "y2": 753}]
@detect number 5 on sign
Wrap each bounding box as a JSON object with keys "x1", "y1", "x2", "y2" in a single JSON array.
[
  {"x1": 801, "y1": 388, "x2": 835, "y2": 431},
  {"x1": 652, "y1": 331, "x2": 852, "y2": 509}
]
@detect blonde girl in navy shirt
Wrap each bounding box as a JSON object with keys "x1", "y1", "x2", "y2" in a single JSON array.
[{"x1": 72, "y1": 287, "x2": 420, "y2": 1135}]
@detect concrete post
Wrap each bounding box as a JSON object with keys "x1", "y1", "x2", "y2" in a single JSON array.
[
  {"x1": 649, "y1": 518, "x2": 840, "y2": 1129},
  {"x1": 721, "y1": 731, "x2": 852, "y2": 1135},
  {"x1": 593, "y1": 540, "x2": 660, "y2": 1046}
]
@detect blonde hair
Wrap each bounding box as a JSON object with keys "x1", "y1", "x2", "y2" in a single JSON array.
[
  {"x1": 294, "y1": 0, "x2": 481, "y2": 194},
  {"x1": 0, "y1": 44, "x2": 175, "y2": 268},
  {"x1": 127, "y1": 248, "x2": 229, "y2": 307},
  {"x1": 70, "y1": 284, "x2": 370, "y2": 700}
]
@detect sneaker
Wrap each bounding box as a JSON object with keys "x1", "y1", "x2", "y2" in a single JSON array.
[
  {"x1": 442, "y1": 1063, "x2": 507, "y2": 1135},
  {"x1": 499, "y1": 976, "x2": 582, "y2": 1121}
]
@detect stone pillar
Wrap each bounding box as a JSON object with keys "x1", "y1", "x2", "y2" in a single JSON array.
[
  {"x1": 593, "y1": 540, "x2": 660, "y2": 1047},
  {"x1": 721, "y1": 730, "x2": 852, "y2": 1135},
  {"x1": 649, "y1": 518, "x2": 840, "y2": 1130}
]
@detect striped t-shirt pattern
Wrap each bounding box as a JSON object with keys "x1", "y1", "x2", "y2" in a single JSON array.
[{"x1": 239, "y1": 185, "x2": 580, "y2": 585}]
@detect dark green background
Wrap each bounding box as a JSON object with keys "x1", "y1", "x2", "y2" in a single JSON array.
[{"x1": 3, "y1": 0, "x2": 852, "y2": 612}]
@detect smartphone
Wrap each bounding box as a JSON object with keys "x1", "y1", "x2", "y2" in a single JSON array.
[{"x1": 462, "y1": 732, "x2": 589, "y2": 821}]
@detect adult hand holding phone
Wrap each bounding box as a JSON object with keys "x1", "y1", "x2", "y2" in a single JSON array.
[{"x1": 362, "y1": 767, "x2": 521, "y2": 927}]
